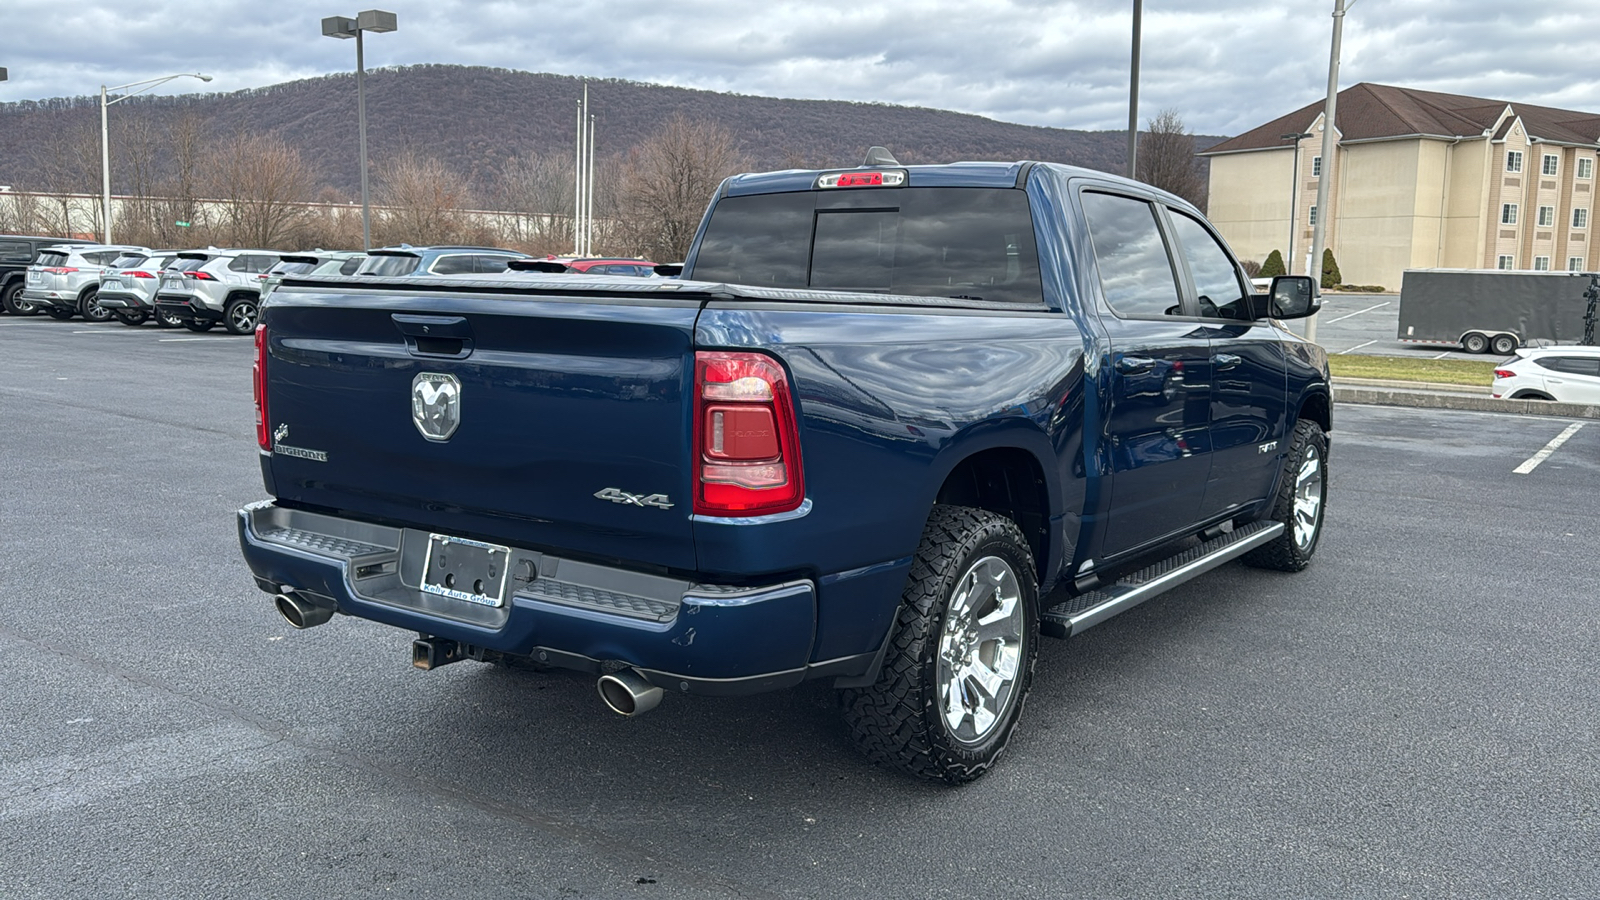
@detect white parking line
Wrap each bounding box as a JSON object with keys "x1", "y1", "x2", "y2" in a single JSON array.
[
  {"x1": 1432, "y1": 351, "x2": 1454, "y2": 359},
  {"x1": 157, "y1": 337, "x2": 213, "y2": 342},
  {"x1": 1323, "y1": 301, "x2": 1391, "y2": 325},
  {"x1": 1337, "y1": 340, "x2": 1377, "y2": 355},
  {"x1": 70, "y1": 329, "x2": 139, "y2": 334},
  {"x1": 1514, "y1": 423, "x2": 1585, "y2": 474}
]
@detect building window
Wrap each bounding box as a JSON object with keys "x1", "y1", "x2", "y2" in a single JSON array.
[
  {"x1": 1542, "y1": 154, "x2": 1559, "y2": 176},
  {"x1": 1576, "y1": 208, "x2": 1589, "y2": 229},
  {"x1": 1538, "y1": 206, "x2": 1555, "y2": 227},
  {"x1": 1570, "y1": 257, "x2": 1586, "y2": 272},
  {"x1": 1311, "y1": 156, "x2": 1322, "y2": 177},
  {"x1": 1502, "y1": 203, "x2": 1518, "y2": 225},
  {"x1": 1534, "y1": 256, "x2": 1551, "y2": 271},
  {"x1": 1498, "y1": 255, "x2": 1515, "y2": 270},
  {"x1": 1506, "y1": 151, "x2": 1523, "y2": 173},
  {"x1": 1580, "y1": 158, "x2": 1594, "y2": 179},
  {"x1": 1308, "y1": 205, "x2": 1318, "y2": 226}
]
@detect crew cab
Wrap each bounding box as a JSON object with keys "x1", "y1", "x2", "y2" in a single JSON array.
[{"x1": 238, "y1": 154, "x2": 1330, "y2": 783}]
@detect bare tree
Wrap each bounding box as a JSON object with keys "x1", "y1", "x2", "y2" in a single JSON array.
[
  {"x1": 1137, "y1": 109, "x2": 1207, "y2": 210},
  {"x1": 494, "y1": 151, "x2": 575, "y2": 254},
  {"x1": 613, "y1": 114, "x2": 747, "y2": 262},
  {"x1": 374, "y1": 150, "x2": 473, "y2": 246},
  {"x1": 27, "y1": 114, "x2": 102, "y2": 238},
  {"x1": 205, "y1": 132, "x2": 316, "y2": 248},
  {"x1": 156, "y1": 113, "x2": 210, "y2": 247}
]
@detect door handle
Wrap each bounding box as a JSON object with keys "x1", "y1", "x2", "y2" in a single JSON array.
[
  {"x1": 1116, "y1": 356, "x2": 1157, "y2": 374},
  {"x1": 1212, "y1": 353, "x2": 1242, "y2": 370}
]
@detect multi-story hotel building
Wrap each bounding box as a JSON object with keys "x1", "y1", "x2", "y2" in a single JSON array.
[{"x1": 1201, "y1": 83, "x2": 1600, "y2": 289}]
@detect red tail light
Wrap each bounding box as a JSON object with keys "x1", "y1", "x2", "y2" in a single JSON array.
[
  {"x1": 693, "y1": 351, "x2": 804, "y2": 516},
  {"x1": 128, "y1": 270, "x2": 156, "y2": 279},
  {"x1": 187, "y1": 271, "x2": 217, "y2": 281},
  {"x1": 43, "y1": 266, "x2": 79, "y2": 275},
  {"x1": 1493, "y1": 369, "x2": 1516, "y2": 379},
  {"x1": 254, "y1": 324, "x2": 270, "y2": 450}
]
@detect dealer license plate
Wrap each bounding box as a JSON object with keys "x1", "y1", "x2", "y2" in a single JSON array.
[
  {"x1": 27, "y1": 271, "x2": 40, "y2": 283},
  {"x1": 103, "y1": 278, "x2": 123, "y2": 289},
  {"x1": 420, "y1": 534, "x2": 510, "y2": 607}
]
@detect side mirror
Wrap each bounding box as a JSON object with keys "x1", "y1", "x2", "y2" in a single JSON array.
[{"x1": 1260, "y1": 275, "x2": 1320, "y2": 319}]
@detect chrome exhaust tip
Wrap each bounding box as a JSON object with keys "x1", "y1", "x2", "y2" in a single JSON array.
[
  {"x1": 597, "y1": 669, "x2": 664, "y2": 717},
  {"x1": 273, "y1": 592, "x2": 335, "y2": 629}
]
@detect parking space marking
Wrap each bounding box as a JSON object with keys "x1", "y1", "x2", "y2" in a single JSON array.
[
  {"x1": 1323, "y1": 301, "x2": 1391, "y2": 325},
  {"x1": 1432, "y1": 351, "x2": 1454, "y2": 359},
  {"x1": 157, "y1": 337, "x2": 214, "y2": 342},
  {"x1": 1337, "y1": 340, "x2": 1377, "y2": 355},
  {"x1": 70, "y1": 329, "x2": 140, "y2": 335},
  {"x1": 1514, "y1": 423, "x2": 1585, "y2": 474}
]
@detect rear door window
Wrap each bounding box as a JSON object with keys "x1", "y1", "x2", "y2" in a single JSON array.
[
  {"x1": 1080, "y1": 191, "x2": 1183, "y2": 318},
  {"x1": 429, "y1": 255, "x2": 474, "y2": 275},
  {"x1": 1539, "y1": 356, "x2": 1600, "y2": 376},
  {"x1": 692, "y1": 187, "x2": 1044, "y2": 306}
]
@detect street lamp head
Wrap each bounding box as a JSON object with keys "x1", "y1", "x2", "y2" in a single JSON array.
[
  {"x1": 357, "y1": 10, "x2": 398, "y2": 32},
  {"x1": 1281, "y1": 131, "x2": 1314, "y2": 142},
  {"x1": 197, "y1": 74, "x2": 213, "y2": 83},
  {"x1": 322, "y1": 15, "x2": 358, "y2": 38}
]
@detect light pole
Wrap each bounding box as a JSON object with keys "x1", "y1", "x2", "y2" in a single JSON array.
[
  {"x1": 322, "y1": 9, "x2": 398, "y2": 250},
  {"x1": 1305, "y1": 0, "x2": 1353, "y2": 345},
  {"x1": 1126, "y1": 0, "x2": 1142, "y2": 179},
  {"x1": 100, "y1": 72, "x2": 212, "y2": 244},
  {"x1": 1281, "y1": 132, "x2": 1313, "y2": 276}
]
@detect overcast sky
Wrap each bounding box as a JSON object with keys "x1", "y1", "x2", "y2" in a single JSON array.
[{"x1": 3, "y1": 0, "x2": 1598, "y2": 137}]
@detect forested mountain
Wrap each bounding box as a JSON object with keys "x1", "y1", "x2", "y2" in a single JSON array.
[{"x1": 0, "y1": 64, "x2": 1221, "y2": 200}]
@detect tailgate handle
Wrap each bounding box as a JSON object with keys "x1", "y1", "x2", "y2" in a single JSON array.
[{"x1": 392, "y1": 314, "x2": 473, "y2": 358}]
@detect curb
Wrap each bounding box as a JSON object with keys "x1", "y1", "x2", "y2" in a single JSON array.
[{"x1": 1332, "y1": 384, "x2": 1600, "y2": 420}]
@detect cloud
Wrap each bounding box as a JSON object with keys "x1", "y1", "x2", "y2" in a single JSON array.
[{"x1": 2, "y1": 0, "x2": 1598, "y2": 139}]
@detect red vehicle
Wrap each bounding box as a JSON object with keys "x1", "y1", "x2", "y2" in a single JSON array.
[{"x1": 563, "y1": 257, "x2": 658, "y2": 276}]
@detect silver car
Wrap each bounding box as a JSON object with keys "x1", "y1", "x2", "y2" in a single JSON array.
[
  {"x1": 21, "y1": 244, "x2": 151, "y2": 322},
  {"x1": 97, "y1": 251, "x2": 185, "y2": 327},
  {"x1": 153, "y1": 248, "x2": 281, "y2": 335},
  {"x1": 261, "y1": 250, "x2": 366, "y2": 301}
]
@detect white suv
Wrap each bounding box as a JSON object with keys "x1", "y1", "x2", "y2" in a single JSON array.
[
  {"x1": 21, "y1": 244, "x2": 151, "y2": 322},
  {"x1": 153, "y1": 249, "x2": 282, "y2": 334},
  {"x1": 1491, "y1": 346, "x2": 1600, "y2": 403}
]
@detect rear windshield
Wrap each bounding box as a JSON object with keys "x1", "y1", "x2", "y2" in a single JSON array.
[
  {"x1": 691, "y1": 187, "x2": 1044, "y2": 306},
  {"x1": 110, "y1": 253, "x2": 149, "y2": 269},
  {"x1": 357, "y1": 254, "x2": 420, "y2": 277},
  {"x1": 268, "y1": 260, "x2": 318, "y2": 276},
  {"x1": 35, "y1": 251, "x2": 69, "y2": 267},
  {"x1": 168, "y1": 257, "x2": 209, "y2": 272}
]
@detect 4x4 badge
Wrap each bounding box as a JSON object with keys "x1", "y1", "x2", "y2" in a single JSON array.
[{"x1": 594, "y1": 488, "x2": 674, "y2": 509}]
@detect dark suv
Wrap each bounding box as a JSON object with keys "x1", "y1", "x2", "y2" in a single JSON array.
[
  {"x1": 0, "y1": 235, "x2": 96, "y2": 315},
  {"x1": 354, "y1": 246, "x2": 528, "y2": 277}
]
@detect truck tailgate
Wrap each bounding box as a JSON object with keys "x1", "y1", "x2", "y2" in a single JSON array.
[{"x1": 263, "y1": 285, "x2": 703, "y2": 571}]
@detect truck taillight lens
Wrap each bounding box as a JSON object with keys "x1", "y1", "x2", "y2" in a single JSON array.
[
  {"x1": 693, "y1": 351, "x2": 804, "y2": 516},
  {"x1": 1493, "y1": 369, "x2": 1516, "y2": 379},
  {"x1": 254, "y1": 324, "x2": 270, "y2": 450}
]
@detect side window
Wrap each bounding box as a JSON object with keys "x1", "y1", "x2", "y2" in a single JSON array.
[
  {"x1": 473, "y1": 255, "x2": 513, "y2": 274},
  {"x1": 339, "y1": 256, "x2": 364, "y2": 275},
  {"x1": 1168, "y1": 211, "x2": 1250, "y2": 320},
  {"x1": 430, "y1": 255, "x2": 474, "y2": 275},
  {"x1": 88, "y1": 250, "x2": 123, "y2": 265},
  {"x1": 1542, "y1": 357, "x2": 1600, "y2": 376},
  {"x1": 227, "y1": 255, "x2": 251, "y2": 272},
  {"x1": 0, "y1": 241, "x2": 30, "y2": 261},
  {"x1": 1080, "y1": 191, "x2": 1182, "y2": 317}
]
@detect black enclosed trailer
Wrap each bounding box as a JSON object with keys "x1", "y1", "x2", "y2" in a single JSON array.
[{"x1": 1397, "y1": 269, "x2": 1596, "y2": 354}]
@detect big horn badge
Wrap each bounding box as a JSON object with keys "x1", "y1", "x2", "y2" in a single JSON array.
[{"x1": 412, "y1": 373, "x2": 461, "y2": 441}]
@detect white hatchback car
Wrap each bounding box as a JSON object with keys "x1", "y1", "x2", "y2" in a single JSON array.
[{"x1": 1492, "y1": 346, "x2": 1600, "y2": 403}]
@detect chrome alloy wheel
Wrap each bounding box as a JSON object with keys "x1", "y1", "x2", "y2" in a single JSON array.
[
  {"x1": 936, "y1": 555, "x2": 1025, "y2": 744},
  {"x1": 1293, "y1": 443, "x2": 1324, "y2": 550},
  {"x1": 227, "y1": 300, "x2": 258, "y2": 334}
]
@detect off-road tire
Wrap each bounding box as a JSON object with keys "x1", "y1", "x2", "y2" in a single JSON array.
[
  {"x1": 840, "y1": 504, "x2": 1039, "y2": 784},
  {"x1": 1243, "y1": 418, "x2": 1327, "y2": 572}
]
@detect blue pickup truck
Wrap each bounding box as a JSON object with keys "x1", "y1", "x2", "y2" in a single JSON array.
[{"x1": 238, "y1": 154, "x2": 1330, "y2": 783}]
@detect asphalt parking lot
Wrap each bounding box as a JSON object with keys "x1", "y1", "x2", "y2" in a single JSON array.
[
  {"x1": 3, "y1": 314, "x2": 1598, "y2": 899},
  {"x1": 1286, "y1": 293, "x2": 1497, "y2": 360}
]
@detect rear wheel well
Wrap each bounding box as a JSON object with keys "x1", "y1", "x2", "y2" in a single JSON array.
[
  {"x1": 226, "y1": 290, "x2": 259, "y2": 305},
  {"x1": 934, "y1": 448, "x2": 1049, "y2": 583},
  {"x1": 1510, "y1": 390, "x2": 1555, "y2": 401}
]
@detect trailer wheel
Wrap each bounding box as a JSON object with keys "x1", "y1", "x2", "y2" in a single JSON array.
[
  {"x1": 1461, "y1": 332, "x2": 1489, "y2": 354},
  {"x1": 1490, "y1": 334, "x2": 1518, "y2": 355}
]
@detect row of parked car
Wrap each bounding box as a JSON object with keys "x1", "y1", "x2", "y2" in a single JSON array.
[{"x1": 0, "y1": 234, "x2": 660, "y2": 336}]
